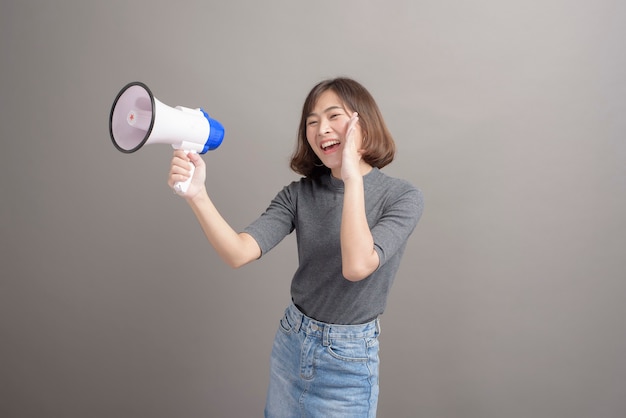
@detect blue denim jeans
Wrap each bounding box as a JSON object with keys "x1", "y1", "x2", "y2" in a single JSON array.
[{"x1": 265, "y1": 303, "x2": 381, "y2": 418}]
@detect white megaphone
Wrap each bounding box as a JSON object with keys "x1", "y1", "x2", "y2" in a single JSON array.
[{"x1": 109, "y1": 81, "x2": 225, "y2": 194}]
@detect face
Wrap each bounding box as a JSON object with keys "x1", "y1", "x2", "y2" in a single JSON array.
[{"x1": 305, "y1": 90, "x2": 363, "y2": 175}]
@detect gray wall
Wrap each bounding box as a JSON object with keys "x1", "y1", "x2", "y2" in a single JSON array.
[{"x1": 1, "y1": 1, "x2": 625, "y2": 417}]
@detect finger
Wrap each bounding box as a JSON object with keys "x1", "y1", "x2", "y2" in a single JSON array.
[
  {"x1": 173, "y1": 149, "x2": 189, "y2": 160},
  {"x1": 187, "y1": 152, "x2": 202, "y2": 167},
  {"x1": 170, "y1": 164, "x2": 191, "y2": 176},
  {"x1": 168, "y1": 170, "x2": 186, "y2": 187},
  {"x1": 171, "y1": 159, "x2": 190, "y2": 172},
  {"x1": 168, "y1": 174, "x2": 188, "y2": 188},
  {"x1": 349, "y1": 112, "x2": 359, "y2": 127},
  {"x1": 346, "y1": 112, "x2": 359, "y2": 137}
]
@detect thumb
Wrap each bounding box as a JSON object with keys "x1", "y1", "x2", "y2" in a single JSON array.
[{"x1": 188, "y1": 151, "x2": 205, "y2": 168}]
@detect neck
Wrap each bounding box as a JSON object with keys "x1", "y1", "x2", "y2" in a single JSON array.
[{"x1": 331, "y1": 162, "x2": 373, "y2": 180}]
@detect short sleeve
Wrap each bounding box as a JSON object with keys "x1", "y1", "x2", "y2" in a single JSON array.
[
  {"x1": 372, "y1": 185, "x2": 424, "y2": 268},
  {"x1": 243, "y1": 184, "x2": 297, "y2": 256}
]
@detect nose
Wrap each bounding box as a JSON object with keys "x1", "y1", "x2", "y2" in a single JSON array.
[{"x1": 317, "y1": 118, "x2": 331, "y2": 136}]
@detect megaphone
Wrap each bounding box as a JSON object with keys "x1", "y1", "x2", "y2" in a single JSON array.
[{"x1": 109, "y1": 81, "x2": 225, "y2": 194}]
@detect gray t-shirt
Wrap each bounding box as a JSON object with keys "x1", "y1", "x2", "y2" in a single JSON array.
[{"x1": 244, "y1": 168, "x2": 424, "y2": 324}]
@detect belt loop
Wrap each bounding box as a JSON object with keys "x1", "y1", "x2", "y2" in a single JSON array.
[
  {"x1": 322, "y1": 325, "x2": 331, "y2": 347},
  {"x1": 293, "y1": 305, "x2": 303, "y2": 333},
  {"x1": 375, "y1": 318, "x2": 381, "y2": 336}
]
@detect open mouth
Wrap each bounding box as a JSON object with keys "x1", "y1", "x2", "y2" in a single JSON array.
[{"x1": 321, "y1": 140, "x2": 341, "y2": 153}]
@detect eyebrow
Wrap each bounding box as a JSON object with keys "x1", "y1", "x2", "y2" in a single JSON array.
[{"x1": 306, "y1": 105, "x2": 344, "y2": 118}]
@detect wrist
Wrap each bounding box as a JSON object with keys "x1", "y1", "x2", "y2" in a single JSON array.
[
  {"x1": 343, "y1": 174, "x2": 364, "y2": 187},
  {"x1": 186, "y1": 187, "x2": 209, "y2": 206}
]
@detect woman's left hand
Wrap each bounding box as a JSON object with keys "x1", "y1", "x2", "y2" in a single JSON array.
[{"x1": 341, "y1": 112, "x2": 363, "y2": 181}]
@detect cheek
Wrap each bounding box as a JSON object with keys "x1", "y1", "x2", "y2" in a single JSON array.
[
  {"x1": 305, "y1": 132, "x2": 317, "y2": 151},
  {"x1": 335, "y1": 119, "x2": 350, "y2": 134}
]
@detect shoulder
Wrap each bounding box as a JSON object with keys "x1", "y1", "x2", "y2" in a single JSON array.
[
  {"x1": 372, "y1": 169, "x2": 423, "y2": 200},
  {"x1": 273, "y1": 175, "x2": 325, "y2": 200},
  {"x1": 370, "y1": 170, "x2": 425, "y2": 220},
  {"x1": 282, "y1": 174, "x2": 329, "y2": 193}
]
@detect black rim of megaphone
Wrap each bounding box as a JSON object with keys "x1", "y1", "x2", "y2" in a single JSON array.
[{"x1": 109, "y1": 81, "x2": 155, "y2": 153}]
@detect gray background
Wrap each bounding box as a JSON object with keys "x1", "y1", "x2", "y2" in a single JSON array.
[{"x1": 1, "y1": 0, "x2": 625, "y2": 417}]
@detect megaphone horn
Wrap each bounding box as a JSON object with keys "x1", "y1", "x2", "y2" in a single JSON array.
[{"x1": 109, "y1": 81, "x2": 225, "y2": 193}]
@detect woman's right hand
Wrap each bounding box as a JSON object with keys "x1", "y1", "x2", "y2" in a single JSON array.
[{"x1": 168, "y1": 149, "x2": 206, "y2": 199}]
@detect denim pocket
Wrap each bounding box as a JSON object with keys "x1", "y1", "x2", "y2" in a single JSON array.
[
  {"x1": 327, "y1": 337, "x2": 371, "y2": 362},
  {"x1": 278, "y1": 312, "x2": 294, "y2": 334}
]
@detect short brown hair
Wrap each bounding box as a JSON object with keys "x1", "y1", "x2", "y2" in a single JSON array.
[{"x1": 290, "y1": 77, "x2": 396, "y2": 178}]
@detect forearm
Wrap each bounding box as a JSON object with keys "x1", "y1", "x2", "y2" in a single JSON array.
[
  {"x1": 187, "y1": 190, "x2": 261, "y2": 268},
  {"x1": 340, "y1": 177, "x2": 379, "y2": 281}
]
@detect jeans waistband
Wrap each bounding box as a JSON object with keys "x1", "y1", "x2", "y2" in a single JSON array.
[{"x1": 285, "y1": 303, "x2": 380, "y2": 346}]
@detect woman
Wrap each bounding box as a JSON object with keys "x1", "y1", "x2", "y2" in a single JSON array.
[{"x1": 168, "y1": 77, "x2": 424, "y2": 417}]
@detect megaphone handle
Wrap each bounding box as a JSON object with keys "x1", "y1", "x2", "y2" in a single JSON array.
[{"x1": 173, "y1": 150, "x2": 196, "y2": 195}]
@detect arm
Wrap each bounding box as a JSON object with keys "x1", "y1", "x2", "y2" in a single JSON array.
[
  {"x1": 339, "y1": 113, "x2": 380, "y2": 281},
  {"x1": 340, "y1": 176, "x2": 380, "y2": 281},
  {"x1": 169, "y1": 150, "x2": 261, "y2": 268}
]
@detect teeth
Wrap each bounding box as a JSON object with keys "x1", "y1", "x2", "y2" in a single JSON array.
[{"x1": 321, "y1": 140, "x2": 340, "y2": 150}]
